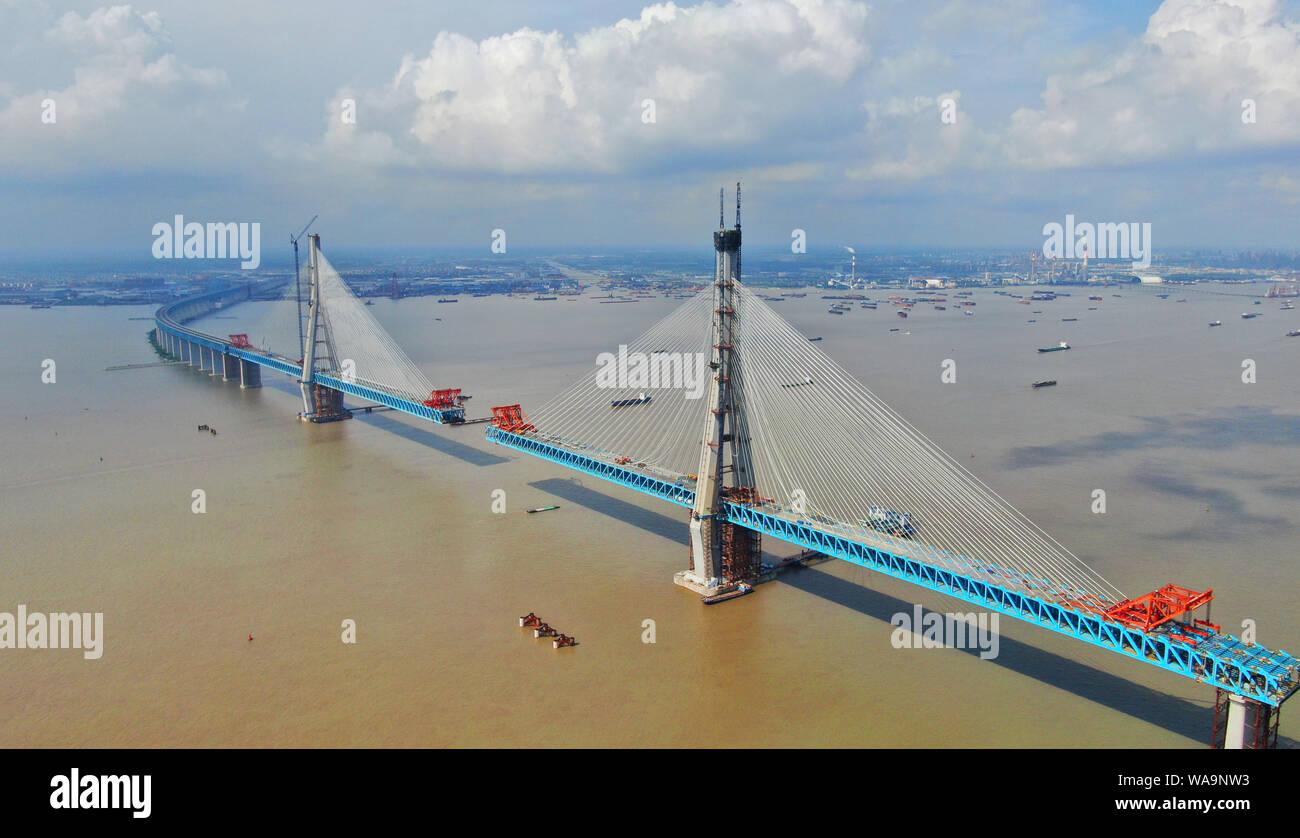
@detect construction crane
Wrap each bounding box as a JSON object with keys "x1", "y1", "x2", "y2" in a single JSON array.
[{"x1": 289, "y1": 215, "x2": 318, "y2": 357}]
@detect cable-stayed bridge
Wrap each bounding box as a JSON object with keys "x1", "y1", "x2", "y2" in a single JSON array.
[
  {"x1": 153, "y1": 209, "x2": 1297, "y2": 749},
  {"x1": 153, "y1": 234, "x2": 468, "y2": 424}
]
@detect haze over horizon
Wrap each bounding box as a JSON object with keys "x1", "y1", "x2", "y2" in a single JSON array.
[{"x1": 4, "y1": 0, "x2": 1300, "y2": 257}]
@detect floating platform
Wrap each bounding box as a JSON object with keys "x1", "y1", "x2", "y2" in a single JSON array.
[{"x1": 702, "y1": 583, "x2": 754, "y2": 604}]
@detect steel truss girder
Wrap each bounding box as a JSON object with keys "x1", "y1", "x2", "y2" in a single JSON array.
[{"x1": 486, "y1": 428, "x2": 1299, "y2": 706}]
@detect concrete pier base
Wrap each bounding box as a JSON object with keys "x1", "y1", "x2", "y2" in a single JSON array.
[
  {"x1": 208, "y1": 347, "x2": 222, "y2": 377},
  {"x1": 221, "y1": 353, "x2": 236, "y2": 382},
  {"x1": 239, "y1": 359, "x2": 261, "y2": 389},
  {"x1": 1224, "y1": 694, "x2": 1246, "y2": 750},
  {"x1": 672, "y1": 570, "x2": 729, "y2": 597}
]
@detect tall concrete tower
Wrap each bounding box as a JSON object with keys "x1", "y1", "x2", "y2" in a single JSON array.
[
  {"x1": 676, "y1": 184, "x2": 761, "y2": 596},
  {"x1": 298, "y1": 234, "x2": 350, "y2": 423}
]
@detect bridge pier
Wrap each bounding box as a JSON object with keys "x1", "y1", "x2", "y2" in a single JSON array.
[
  {"x1": 1213, "y1": 690, "x2": 1278, "y2": 749},
  {"x1": 239, "y1": 358, "x2": 261, "y2": 389},
  {"x1": 221, "y1": 352, "x2": 236, "y2": 382},
  {"x1": 208, "y1": 347, "x2": 223, "y2": 377},
  {"x1": 300, "y1": 381, "x2": 350, "y2": 422}
]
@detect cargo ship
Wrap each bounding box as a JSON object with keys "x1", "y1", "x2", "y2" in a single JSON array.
[
  {"x1": 1037, "y1": 342, "x2": 1070, "y2": 352},
  {"x1": 702, "y1": 583, "x2": 754, "y2": 605}
]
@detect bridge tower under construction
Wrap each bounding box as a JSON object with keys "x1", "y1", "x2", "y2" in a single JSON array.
[
  {"x1": 676, "y1": 184, "x2": 762, "y2": 595},
  {"x1": 299, "y1": 233, "x2": 351, "y2": 423}
]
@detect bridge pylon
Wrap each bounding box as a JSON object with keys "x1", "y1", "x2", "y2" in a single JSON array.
[
  {"x1": 675, "y1": 184, "x2": 762, "y2": 596},
  {"x1": 299, "y1": 233, "x2": 351, "y2": 424}
]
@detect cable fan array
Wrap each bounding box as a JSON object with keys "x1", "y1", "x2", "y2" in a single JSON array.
[
  {"x1": 312, "y1": 253, "x2": 437, "y2": 402},
  {"x1": 523, "y1": 280, "x2": 1125, "y2": 609}
]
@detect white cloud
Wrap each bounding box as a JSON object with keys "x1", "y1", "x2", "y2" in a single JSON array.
[
  {"x1": 0, "y1": 4, "x2": 238, "y2": 172},
  {"x1": 313, "y1": 0, "x2": 872, "y2": 175},
  {"x1": 1003, "y1": 0, "x2": 1300, "y2": 170}
]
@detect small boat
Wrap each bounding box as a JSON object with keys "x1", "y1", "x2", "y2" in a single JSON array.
[
  {"x1": 963, "y1": 310, "x2": 973, "y2": 316},
  {"x1": 526, "y1": 505, "x2": 559, "y2": 514},
  {"x1": 364, "y1": 300, "x2": 374, "y2": 306},
  {"x1": 1242, "y1": 312, "x2": 1259, "y2": 319},
  {"x1": 897, "y1": 310, "x2": 908, "y2": 319},
  {"x1": 1061, "y1": 317, "x2": 1078, "y2": 322},
  {"x1": 437, "y1": 298, "x2": 458, "y2": 303},
  {"x1": 611, "y1": 392, "x2": 652, "y2": 407},
  {"x1": 535, "y1": 296, "x2": 558, "y2": 301},
  {"x1": 808, "y1": 336, "x2": 823, "y2": 342},
  {"x1": 702, "y1": 583, "x2": 754, "y2": 605},
  {"x1": 1038, "y1": 342, "x2": 1070, "y2": 353},
  {"x1": 1027, "y1": 319, "x2": 1036, "y2": 323},
  {"x1": 1089, "y1": 296, "x2": 1102, "y2": 301},
  {"x1": 1288, "y1": 330, "x2": 1300, "y2": 337},
  {"x1": 1209, "y1": 321, "x2": 1222, "y2": 327},
  {"x1": 889, "y1": 327, "x2": 900, "y2": 332},
  {"x1": 1032, "y1": 380, "x2": 1057, "y2": 389},
  {"x1": 828, "y1": 308, "x2": 844, "y2": 315}
]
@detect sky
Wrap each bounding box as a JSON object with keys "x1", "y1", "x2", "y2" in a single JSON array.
[{"x1": 2, "y1": 0, "x2": 1300, "y2": 259}]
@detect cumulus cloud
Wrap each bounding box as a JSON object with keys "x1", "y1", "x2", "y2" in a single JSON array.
[
  {"x1": 314, "y1": 0, "x2": 872, "y2": 175},
  {"x1": 1002, "y1": 0, "x2": 1300, "y2": 169},
  {"x1": 0, "y1": 4, "x2": 238, "y2": 172}
]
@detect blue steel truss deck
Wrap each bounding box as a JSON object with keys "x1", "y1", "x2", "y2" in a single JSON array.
[
  {"x1": 486, "y1": 427, "x2": 1300, "y2": 706},
  {"x1": 153, "y1": 286, "x2": 464, "y2": 424}
]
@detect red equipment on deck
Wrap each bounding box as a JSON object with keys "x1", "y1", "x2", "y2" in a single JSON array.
[
  {"x1": 491, "y1": 404, "x2": 535, "y2": 433},
  {"x1": 424, "y1": 388, "x2": 462, "y2": 409},
  {"x1": 553, "y1": 634, "x2": 577, "y2": 649},
  {"x1": 1103, "y1": 584, "x2": 1213, "y2": 632},
  {"x1": 229, "y1": 334, "x2": 254, "y2": 349}
]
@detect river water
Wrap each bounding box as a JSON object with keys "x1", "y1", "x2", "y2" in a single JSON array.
[{"x1": 1, "y1": 282, "x2": 1296, "y2": 747}]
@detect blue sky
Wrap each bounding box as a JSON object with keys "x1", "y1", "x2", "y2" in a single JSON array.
[{"x1": 2, "y1": 0, "x2": 1298, "y2": 259}]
